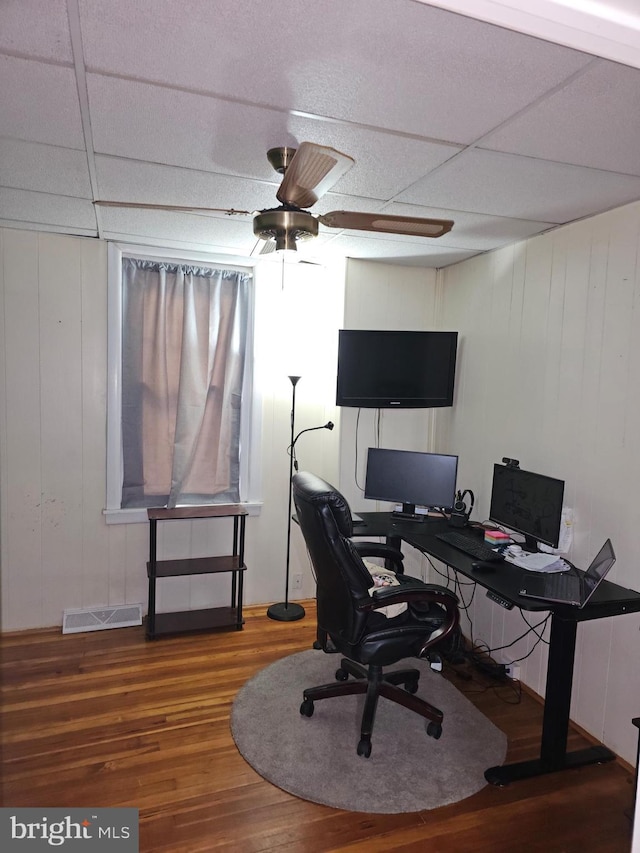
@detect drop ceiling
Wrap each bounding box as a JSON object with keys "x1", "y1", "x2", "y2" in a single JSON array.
[{"x1": 2, "y1": 0, "x2": 640, "y2": 268}]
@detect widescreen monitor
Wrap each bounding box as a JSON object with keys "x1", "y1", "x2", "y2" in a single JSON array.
[
  {"x1": 364, "y1": 448, "x2": 458, "y2": 519},
  {"x1": 489, "y1": 463, "x2": 565, "y2": 552}
]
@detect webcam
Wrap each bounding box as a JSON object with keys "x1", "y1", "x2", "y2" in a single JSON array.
[{"x1": 502, "y1": 457, "x2": 520, "y2": 468}]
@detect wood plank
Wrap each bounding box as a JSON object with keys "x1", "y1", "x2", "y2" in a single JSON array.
[
  {"x1": 148, "y1": 505, "x2": 247, "y2": 520},
  {"x1": 148, "y1": 608, "x2": 243, "y2": 637},
  {"x1": 147, "y1": 556, "x2": 246, "y2": 577},
  {"x1": 1, "y1": 602, "x2": 635, "y2": 852}
]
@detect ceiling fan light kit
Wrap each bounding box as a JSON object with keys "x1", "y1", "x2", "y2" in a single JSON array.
[{"x1": 95, "y1": 141, "x2": 454, "y2": 254}]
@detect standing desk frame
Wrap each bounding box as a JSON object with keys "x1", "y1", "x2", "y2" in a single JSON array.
[{"x1": 354, "y1": 512, "x2": 640, "y2": 786}]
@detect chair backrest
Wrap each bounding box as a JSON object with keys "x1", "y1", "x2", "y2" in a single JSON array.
[{"x1": 292, "y1": 471, "x2": 374, "y2": 644}]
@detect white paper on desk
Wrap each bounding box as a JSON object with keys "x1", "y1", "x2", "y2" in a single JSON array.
[
  {"x1": 539, "y1": 507, "x2": 574, "y2": 556},
  {"x1": 506, "y1": 553, "x2": 568, "y2": 572}
]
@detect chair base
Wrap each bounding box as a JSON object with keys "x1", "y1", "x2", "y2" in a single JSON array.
[{"x1": 301, "y1": 657, "x2": 444, "y2": 756}]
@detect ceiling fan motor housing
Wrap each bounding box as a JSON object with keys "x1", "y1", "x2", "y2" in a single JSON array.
[{"x1": 253, "y1": 208, "x2": 318, "y2": 251}]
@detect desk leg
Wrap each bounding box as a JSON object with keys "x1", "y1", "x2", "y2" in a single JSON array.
[
  {"x1": 485, "y1": 612, "x2": 615, "y2": 785},
  {"x1": 385, "y1": 534, "x2": 403, "y2": 572}
]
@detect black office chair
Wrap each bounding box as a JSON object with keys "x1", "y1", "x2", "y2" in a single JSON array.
[{"x1": 292, "y1": 471, "x2": 460, "y2": 757}]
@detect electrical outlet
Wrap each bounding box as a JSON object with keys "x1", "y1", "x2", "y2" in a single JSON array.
[
  {"x1": 504, "y1": 663, "x2": 521, "y2": 681},
  {"x1": 292, "y1": 573, "x2": 303, "y2": 590}
]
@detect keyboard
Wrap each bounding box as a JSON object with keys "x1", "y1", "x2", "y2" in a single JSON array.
[
  {"x1": 541, "y1": 572, "x2": 579, "y2": 598},
  {"x1": 435, "y1": 530, "x2": 505, "y2": 562}
]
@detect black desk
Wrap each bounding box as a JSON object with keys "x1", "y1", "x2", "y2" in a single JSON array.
[{"x1": 354, "y1": 512, "x2": 640, "y2": 786}]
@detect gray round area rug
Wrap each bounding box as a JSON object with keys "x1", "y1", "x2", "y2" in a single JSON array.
[{"x1": 231, "y1": 649, "x2": 507, "y2": 813}]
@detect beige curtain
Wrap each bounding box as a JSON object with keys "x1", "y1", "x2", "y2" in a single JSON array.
[{"x1": 121, "y1": 258, "x2": 252, "y2": 508}]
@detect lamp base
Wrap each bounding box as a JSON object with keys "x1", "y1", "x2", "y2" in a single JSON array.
[{"x1": 267, "y1": 601, "x2": 305, "y2": 621}]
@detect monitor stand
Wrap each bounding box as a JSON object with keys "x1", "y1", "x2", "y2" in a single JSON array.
[
  {"x1": 522, "y1": 535, "x2": 540, "y2": 554},
  {"x1": 391, "y1": 503, "x2": 424, "y2": 522}
]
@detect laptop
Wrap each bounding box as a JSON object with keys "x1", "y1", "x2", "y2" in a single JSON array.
[{"x1": 519, "y1": 539, "x2": 616, "y2": 607}]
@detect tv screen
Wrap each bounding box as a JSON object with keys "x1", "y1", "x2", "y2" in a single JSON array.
[{"x1": 336, "y1": 329, "x2": 458, "y2": 408}]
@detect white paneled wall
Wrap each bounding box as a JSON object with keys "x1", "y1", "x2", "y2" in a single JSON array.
[
  {"x1": 0, "y1": 231, "x2": 343, "y2": 630},
  {"x1": 437, "y1": 200, "x2": 640, "y2": 765}
]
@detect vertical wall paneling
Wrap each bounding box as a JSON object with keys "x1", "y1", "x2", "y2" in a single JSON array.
[
  {"x1": 440, "y1": 200, "x2": 640, "y2": 766},
  {"x1": 1, "y1": 231, "x2": 44, "y2": 629},
  {"x1": 79, "y1": 239, "x2": 110, "y2": 607},
  {"x1": 38, "y1": 234, "x2": 84, "y2": 625}
]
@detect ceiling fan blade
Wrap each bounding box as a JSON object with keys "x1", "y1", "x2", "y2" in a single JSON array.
[
  {"x1": 319, "y1": 211, "x2": 454, "y2": 238},
  {"x1": 276, "y1": 142, "x2": 355, "y2": 208},
  {"x1": 94, "y1": 201, "x2": 252, "y2": 216}
]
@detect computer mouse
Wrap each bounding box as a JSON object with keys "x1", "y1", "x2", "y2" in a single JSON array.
[{"x1": 471, "y1": 561, "x2": 497, "y2": 572}]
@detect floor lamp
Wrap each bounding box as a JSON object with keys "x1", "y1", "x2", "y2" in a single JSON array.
[{"x1": 267, "y1": 375, "x2": 333, "y2": 622}]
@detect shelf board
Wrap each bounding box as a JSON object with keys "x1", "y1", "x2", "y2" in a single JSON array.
[
  {"x1": 147, "y1": 505, "x2": 247, "y2": 520},
  {"x1": 147, "y1": 555, "x2": 246, "y2": 577},
  {"x1": 146, "y1": 607, "x2": 243, "y2": 638}
]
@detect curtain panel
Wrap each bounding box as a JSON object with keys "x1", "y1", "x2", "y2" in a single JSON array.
[{"x1": 121, "y1": 258, "x2": 252, "y2": 508}]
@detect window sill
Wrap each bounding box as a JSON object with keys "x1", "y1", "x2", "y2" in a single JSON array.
[{"x1": 104, "y1": 502, "x2": 264, "y2": 525}]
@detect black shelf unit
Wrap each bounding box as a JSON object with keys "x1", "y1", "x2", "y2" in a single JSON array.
[{"x1": 146, "y1": 504, "x2": 247, "y2": 640}]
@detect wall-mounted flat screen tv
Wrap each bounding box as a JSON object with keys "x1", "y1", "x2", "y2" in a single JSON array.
[{"x1": 336, "y1": 329, "x2": 458, "y2": 409}]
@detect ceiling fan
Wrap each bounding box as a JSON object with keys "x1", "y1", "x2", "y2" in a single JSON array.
[{"x1": 94, "y1": 141, "x2": 454, "y2": 253}]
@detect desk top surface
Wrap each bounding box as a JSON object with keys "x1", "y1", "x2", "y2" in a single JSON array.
[{"x1": 353, "y1": 512, "x2": 640, "y2": 621}]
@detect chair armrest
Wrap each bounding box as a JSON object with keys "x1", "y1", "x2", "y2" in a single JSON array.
[
  {"x1": 357, "y1": 580, "x2": 457, "y2": 610},
  {"x1": 353, "y1": 541, "x2": 404, "y2": 573}
]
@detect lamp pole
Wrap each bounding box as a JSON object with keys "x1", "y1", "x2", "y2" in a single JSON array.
[{"x1": 267, "y1": 375, "x2": 305, "y2": 622}]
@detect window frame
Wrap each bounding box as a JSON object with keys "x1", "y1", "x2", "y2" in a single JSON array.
[{"x1": 105, "y1": 242, "x2": 262, "y2": 524}]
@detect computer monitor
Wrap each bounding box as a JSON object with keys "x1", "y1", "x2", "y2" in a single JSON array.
[
  {"x1": 489, "y1": 463, "x2": 565, "y2": 552},
  {"x1": 364, "y1": 448, "x2": 458, "y2": 519}
]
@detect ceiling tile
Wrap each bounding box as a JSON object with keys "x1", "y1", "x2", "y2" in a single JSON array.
[
  {"x1": 94, "y1": 156, "x2": 281, "y2": 211},
  {"x1": 0, "y1": 0, "x2": 73, "y2": 62},
  {"x1": 395, "y1": 148, "x2": 640, "y2": 222},
  {"x1": 0, "y1": 139, "x2": 92, "y2": 198},
  {"x1": 481, "y1": 59, "x2": 640, "y2": 175},
  {"x1": 0, "y1": 188, "x2": 97, "y2": 233},
  {"x1": 0, "y1": 56, "x2": 85, "y2": 149}
]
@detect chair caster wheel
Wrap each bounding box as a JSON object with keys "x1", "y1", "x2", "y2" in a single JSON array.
[
  {"x1": 312, "y1": 640, "x2": 323, "y2": 650},
  {"x1": 405, "y1": 679, "x2": 419, "y2": 694},
  {"x1": 426, "y1": 721, "x2": 442, "y2": 739},
  {"x1": 335, "y1": 668, "x2": 349, "y2": 681},
  {"x1": 357, "y1": 737, "x2": 372, "y2": 758},
  {"x1": 300, "y1": 698, "x2": 314, "y2": 717}
]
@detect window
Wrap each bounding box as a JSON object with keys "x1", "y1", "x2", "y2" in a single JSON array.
[{"x1": 106, "y1": 244, "x2": 257, "y2": 522}]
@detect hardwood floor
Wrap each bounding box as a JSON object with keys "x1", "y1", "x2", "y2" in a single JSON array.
[{"x1": 1, "y1": 601, "x2": 636, "y2": 852}]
